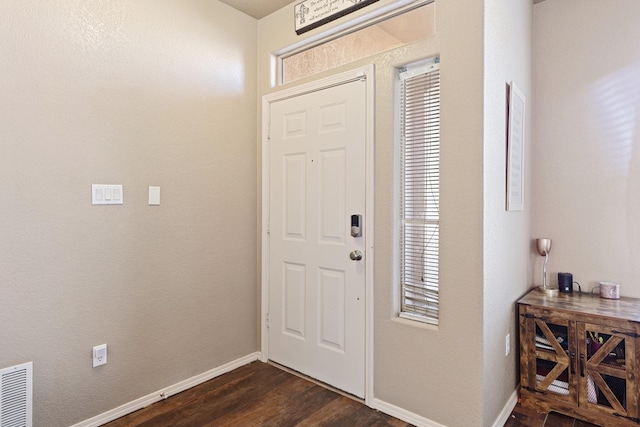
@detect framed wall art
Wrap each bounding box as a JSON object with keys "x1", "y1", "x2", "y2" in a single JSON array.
[{"x1": 295, "y1": 0, "x2": 379, "y2": 35}]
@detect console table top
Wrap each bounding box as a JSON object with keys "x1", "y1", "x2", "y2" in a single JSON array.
[{"x1": 518, "y1": 289, "x2": 640, "y2": 323}]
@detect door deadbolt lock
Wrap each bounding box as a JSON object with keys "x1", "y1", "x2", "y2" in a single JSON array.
[
  {"x1": 349, "y1": 250, "x2": 363, "y2": 261},
  {"x1": 351, "y1": 214, "x2": 362, "y2": 237}
]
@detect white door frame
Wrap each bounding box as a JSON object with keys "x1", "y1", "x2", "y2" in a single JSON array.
[{"x1": 260, "y1": 64, "x2": 375, "y2": 405}]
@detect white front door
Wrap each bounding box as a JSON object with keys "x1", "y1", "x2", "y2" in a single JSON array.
[{"x1": 266, "y1": 75, "x2": 367, "y2": 398}]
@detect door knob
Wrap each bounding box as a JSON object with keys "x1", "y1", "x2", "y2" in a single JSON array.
[{"x1": 349, "y1": 250, "x2": 363, "y2": 261}]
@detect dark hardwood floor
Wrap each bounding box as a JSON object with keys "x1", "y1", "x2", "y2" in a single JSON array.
[
  {"x1": 103, "y1": 361, "x2": 410, "y2": 427},
  {"x1": 506, "y1": 402, "x2": 600, "y2": 427},
  {"x1": 103, "y1": 361, "x2": 601, "y2": 427}
]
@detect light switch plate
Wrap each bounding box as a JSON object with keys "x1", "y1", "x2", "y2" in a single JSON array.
[
  {"x1": 505, "y1": 333, "x2": 510, "y2": 356},
  {"x1": 92, "y1": 185, "x2": 123, "y2": 205},
  {"x1": 149, "y1": 186, "x2": 160, "y2": 205}
]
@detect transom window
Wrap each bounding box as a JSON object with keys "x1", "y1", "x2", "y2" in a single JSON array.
[{"x1": 280, "y1": 2, "x2": 435, "y2": 85}]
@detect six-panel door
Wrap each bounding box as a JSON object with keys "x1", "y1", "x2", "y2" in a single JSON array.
[{"x1": 267, "y1": 79, "x2": 367, "y2": 398}]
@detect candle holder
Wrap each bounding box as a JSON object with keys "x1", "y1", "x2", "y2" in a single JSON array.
[{"x1": 536, "y1": 238, "x2": 558, "y2": 297}]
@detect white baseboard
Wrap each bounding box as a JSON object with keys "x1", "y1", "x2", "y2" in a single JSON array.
[
  {"x1": 372, "y1": 398, "x2": 447, "y2": 427},
  {"x1": 70, "y1": 352, "x2": 261, "y2": 427},
  {"x1": 374, "y1": 387, "x2": 518, "y2": 427},
  {"x1": 492, "y1": 388, "x2": 519, "y2": 427}
]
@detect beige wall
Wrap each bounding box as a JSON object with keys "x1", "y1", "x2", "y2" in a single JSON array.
[
  {"x1": 483, "y1": 0, "x2": 533, "y2": 425},
  {"x1": 259, "y1": 1, "x2": 488, "y2": 425},
  {"x1": 9, "y1": 0, "x2": 619, "y2": 425},
  {"x1": 0, "y1": 1, "x2": 257, "y2": 425},
  {"x1": 533, "y1": 0, "x2": 640, "y2": 298}
]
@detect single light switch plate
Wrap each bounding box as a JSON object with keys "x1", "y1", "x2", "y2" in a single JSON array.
[
  {"x1": 149, "y1": 186, "x2": 160, "y2": 205},
  {"x1": 93, "y1": 344, "x2": 107, "y2": 367},
  {"x1": 92, "y1": 185, "x2": 123, "y2": 205},
  {"x1": 505, "y1": 333, "x2": 511, "y2": 356}
]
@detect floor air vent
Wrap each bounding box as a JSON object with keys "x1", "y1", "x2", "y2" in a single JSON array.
[{"x1": 0, "y1": 362, "x2": 32, "y2": 427}]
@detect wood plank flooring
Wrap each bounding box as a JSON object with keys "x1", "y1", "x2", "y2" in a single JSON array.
[
  {"x1": 102, "y1": 360, "x2": 601, "y2": 427},
  {"x1": 103, "y1": 361, "x2": 410, "y2": 427},
  {"x1": 505, "y1": 402, "x2": 600, "y2": 427}
]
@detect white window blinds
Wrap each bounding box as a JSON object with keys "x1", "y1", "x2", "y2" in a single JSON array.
[{"x1": 399, "y1": 61, "x2": 440, "y2": 325}]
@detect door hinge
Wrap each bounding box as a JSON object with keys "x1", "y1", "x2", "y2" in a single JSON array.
[
  {"x1": 520, "y1": 313, "x2": 536, "y2": 319},
  {"x1": 266, "y1": 313, "x2": 270, "y2": 329}
]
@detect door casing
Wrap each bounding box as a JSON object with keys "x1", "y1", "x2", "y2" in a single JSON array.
[{"x1": 260, "y1": 65, "x2": 375, "y2": 404}]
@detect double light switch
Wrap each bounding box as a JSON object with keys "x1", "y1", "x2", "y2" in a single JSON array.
[{"x1": 92, "y1": 184, "x2": 123, "y2": 205}]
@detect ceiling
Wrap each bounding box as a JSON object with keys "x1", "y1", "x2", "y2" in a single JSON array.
[
  {"x1": 219, "y1": 0, "x2": 547, "y2": 20},
  {"x1": 218, "y1": 0, "x2": 293, "y2": 19}
]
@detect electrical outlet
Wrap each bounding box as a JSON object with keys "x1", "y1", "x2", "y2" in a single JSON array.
[
  {"x1": 505, "y1": 334, "x2": 511, "y2": 356},
  {"x1": 93, "y1": 344, "x2": 107, "y2": 367}
]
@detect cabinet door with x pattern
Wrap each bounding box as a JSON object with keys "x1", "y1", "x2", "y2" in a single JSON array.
[
  {"x1": 520, "y1": 310, "x2": 577, "y2": 405},
  {"x1": 577, "y1": 322, "x2": 638, "y2": 421}
]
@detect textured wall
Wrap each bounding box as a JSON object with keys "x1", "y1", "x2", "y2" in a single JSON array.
[
  {"x1": 533, "y1": 0, "x2": 640, "y2": 297},
  {"x1": 483, "y1": 0, "x2": 533, "y2": 425},
  {"x1": 0, "y1": 1, "x2": 257, "y2": 425}
]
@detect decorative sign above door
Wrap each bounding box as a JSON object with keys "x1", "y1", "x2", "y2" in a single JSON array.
[{"x1": 295, "y1": 0, "x2": 379, "y2": 35}]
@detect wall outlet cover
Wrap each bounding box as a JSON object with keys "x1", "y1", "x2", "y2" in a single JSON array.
[
  {"x1": 505, "y1": 334, "x2": 511, "y2": 356},
  {"x1": 93, "y1": 344, "x2": 107, "y2": 367}
]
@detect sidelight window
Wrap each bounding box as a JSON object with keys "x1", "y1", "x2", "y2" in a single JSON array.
[{"x1": 398, "y1": 59, "x2": 440, "y2": 325}]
